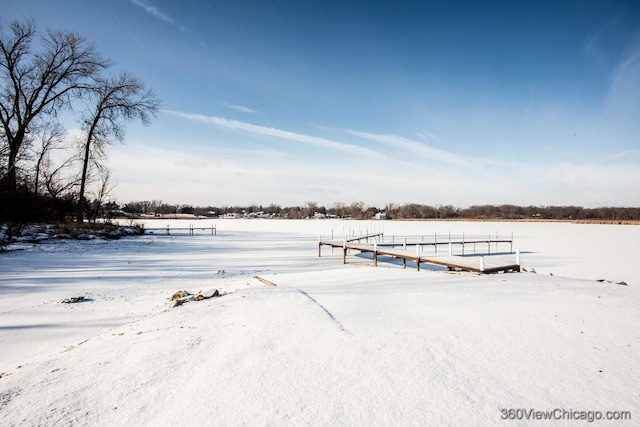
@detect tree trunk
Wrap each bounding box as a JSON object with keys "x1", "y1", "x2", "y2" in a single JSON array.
[
  {"x1": 77, "y1": 115, "x2": 101, "y2": 223},
  {"x1": 76, "y1": 138, "x2": 92, "y2": 223},
  {"x1": 4, "y1": 130, "x2": 23, "y2": 221}
]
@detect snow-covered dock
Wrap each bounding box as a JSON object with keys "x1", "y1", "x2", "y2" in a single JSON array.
[{"x1": 319, "y1": 235, "x2": 521, "y2": 273}]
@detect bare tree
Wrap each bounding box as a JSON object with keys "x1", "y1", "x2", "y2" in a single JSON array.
[
  {"x1": 0, "y1": 19, "x2": 108, "y2": 219},
  {"x1": 85, "y1": 165, "x2": 114, "y2": 223},
  {"x1": 29, "y1": 121, "x2": 66, "y2": 197},
  {"x1": 348, "y1": 201, "x2": 365, "y2": 219},
  {"x1": 42, "y1": 155, "x2": 80, "y2": 221},
  {"x1": 303, "y1": 201, "x2": 318, "y2": 218},
  {"x1": 76, "y1": 71, "x2": 159, "y2": 222},
  {"x1": 328, "y1": 202, "x2": 346, "y2": 218}
]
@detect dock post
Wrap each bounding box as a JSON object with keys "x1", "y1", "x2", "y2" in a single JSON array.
[
  {"x1": 462, "y1": 232, "x2": 465, "y2": 256},
  {"x1": 403, "y1": 238, "x2": 406, "y2": 249},
  {"x1": 510, "y1": 232, "x2": 513, "y2": 253},
  {"x1": 343, "y1": 239, "x2": 347, "y2": 264},
  {"x1": 318, "y1": 242, "x2": 321, "y2": 257},
  {"x1": 448, "y1": 242, "x2": 453, "y2": 256},
  {"x1": 434, "y1": 233, "x2": 437, "y2": 254},
  {"x1": 480, "y1": 256, "x2": 485, "y2": 272},
  {"x1": 516, "y1": 249, "x2": 520, "y2": 267},
  {"x1": 416, "y1": 245, "x2": 421, "y2": 271},
  {"x1": 166, "y1": 224, "x2": 170, "y2": 235},
  {"x1": 373, "y1": 241, "x2": 378, "y2": 267}
]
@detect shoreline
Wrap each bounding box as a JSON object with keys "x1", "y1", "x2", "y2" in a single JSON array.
[{"x1": 118, "y1": 216, "x2": 640, "y2": 225}]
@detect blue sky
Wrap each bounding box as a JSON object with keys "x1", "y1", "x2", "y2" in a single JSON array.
[{"x1": 4, "y1": 0, "x2": 640, "y2": 208}]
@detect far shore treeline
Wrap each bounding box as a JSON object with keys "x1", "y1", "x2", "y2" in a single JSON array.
[{"x1": 116, "y1": 200, "x2": 640, "y2": 223}]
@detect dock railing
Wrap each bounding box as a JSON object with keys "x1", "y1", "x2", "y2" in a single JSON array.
[{"x1": 321, "y1": 231, "x2": 514, "y2": 256}]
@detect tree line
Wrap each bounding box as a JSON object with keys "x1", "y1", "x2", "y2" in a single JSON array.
[
  {"x1": 119, "y1": 200, "x2": 640, "y2": 222},
  {"x1": 0, "y1": 18, "x2": 159, "y2": 225}
]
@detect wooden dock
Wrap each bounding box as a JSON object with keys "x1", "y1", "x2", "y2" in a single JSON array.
[
  {"x1": 319, "y1": 234, "x2": 521, "y2": 274},
  {"x1": 142, "y1": 224, "x2": 217, "y2": 236}
]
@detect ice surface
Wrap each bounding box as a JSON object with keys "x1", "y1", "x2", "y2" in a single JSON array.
[{"x1": 1, "y1": 219, "x2": 638, "y2": 426}]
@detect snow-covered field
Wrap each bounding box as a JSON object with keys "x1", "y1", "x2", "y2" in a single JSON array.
[{"x1": 1, "y1": 219, "x2": 638, "y2": 426}]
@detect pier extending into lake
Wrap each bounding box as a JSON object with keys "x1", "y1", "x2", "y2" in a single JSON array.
[
  {"x1": 142, "y1": 224, "x2": 217, "y2": 236},
  {"x1": 319, "y1": 232, "x2": 521, "y2": 273}
]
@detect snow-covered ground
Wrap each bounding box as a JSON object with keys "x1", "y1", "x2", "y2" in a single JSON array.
[{"x1": 1, "y1": 219, "x2": 638, "y2": 426}]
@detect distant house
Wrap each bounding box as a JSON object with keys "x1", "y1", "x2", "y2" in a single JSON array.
[
  {"x1": 109, "y1": 209, "x2": 130, "y2": 217},
  {"x1": 374, "y1": 212, "x2": 388, "y2": 220},
  {"x1": 223, "y1": 212, "x2": 240, "y2": 219}
]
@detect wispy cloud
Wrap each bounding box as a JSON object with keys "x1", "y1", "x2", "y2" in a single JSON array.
[
  {"x1": 224, "y1": 103, "x2": 257, "y2": 114},
  {"x1": 583, "y1": 13, "x2": 622, "y2": 63},
  {"x1": 110, "y1": 136, "x2": 640, "y2": 207},
  {"x1": 415, "y1": 130, "x2": 439, "y2": 141},
  {"x1": 602, "y1": 45, "x2": 640, "y2": 121},
  {"x1": 164, "y1": 110, "x2": 379, "y2": 157},
  {"x1": 114, "y1": 112, "x2": 640, "y2": 207},
  {"x1": 345, "y1": 129, "x2": 470, "y2": 167},
  {"x1": 130, "y1": 0, "x2": 184, "y2": 30},
  {"x1": 608, "y1": 149, "x2": 640, "y2": 160}
]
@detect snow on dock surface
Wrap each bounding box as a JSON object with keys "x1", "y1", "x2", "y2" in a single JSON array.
[
  {"x1": 319, "y1": 240, "x2": 521, "y2": 273},
  {"x1": 1, "y1": 219, "x2": 638, "y2": 426}
]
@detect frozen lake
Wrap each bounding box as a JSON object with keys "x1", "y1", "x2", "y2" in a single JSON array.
[
  {"x1": 1, "y1": 219, "x2": 638, "y2": 426},
  {"x1": 135, "y1": 218, "x2": 639, "y2": 284}
]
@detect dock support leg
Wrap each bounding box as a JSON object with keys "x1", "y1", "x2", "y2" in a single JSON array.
[
  {"x1": 342, "y1": 239, "x2": 347, "y2": 264},
  {"x1": 373, "y1": 242, "x2": 378, "y2": 267},
  {"x1": 403, "y1": 258, "x2": 406, "y2": 269},
  {"x1": 462, "y1": 233, "x2": 465, "y2": 256}
]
